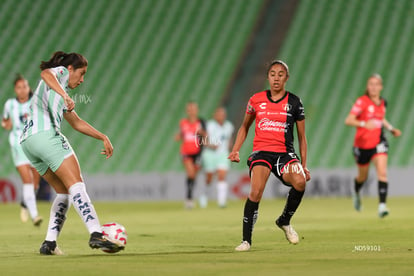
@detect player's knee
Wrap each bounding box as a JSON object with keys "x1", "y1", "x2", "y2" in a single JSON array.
[
  {"x1": 377, "y1": 171, "x2": 387, "y2": 182},
  {"x1": 290, "y1": 174, "x2": 306, "y2": 191},
  {"x1": 249, "y1": 189, "x2": 263, "y2": 202}
]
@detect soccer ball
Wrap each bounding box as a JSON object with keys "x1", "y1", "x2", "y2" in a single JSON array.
[{"x1": 101, "y1": 222, "x2": 128, "y2": 253}]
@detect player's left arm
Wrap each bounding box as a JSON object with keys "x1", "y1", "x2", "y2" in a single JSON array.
[
  {"x1": 1, "y1": 101, "x2": 12, "y2": 130},
  {"x1": 382, "y1": 118, "x2": 402, "y2": 137},
  {"x1": 63, "y1": 111, "x2": 113, "y2": 159},
  {"x1": 296, "y1": 119, "x2": 310, "y2": 181}
]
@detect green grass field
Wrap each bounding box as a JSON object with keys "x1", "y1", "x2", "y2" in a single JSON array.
[{"x1": 1, "y1": 197, "x2": 413, "y2": 276}]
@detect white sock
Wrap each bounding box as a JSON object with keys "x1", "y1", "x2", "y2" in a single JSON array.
[
  {"x1": 22, "y1": 184, "x2": 38, "y2": 219},
  {"x1": 217, "y1": 181, "x2": 228, "y2": 207},
  {"x1": 45, "y1": 194, "x2": 70, "y2": 241},
  {"x1": 69, "y1": 182, "x2": 101, "y2": 234}
]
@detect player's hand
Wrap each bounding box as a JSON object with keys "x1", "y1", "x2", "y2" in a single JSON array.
[
  {"x1": 228, "y1": 151, "x2": 240, "y2": 163},
  {"x1": 391, "y1": 128, "x2": 402, "y2": 137},
  {"x1": 304, "y1": 167, "x2": 311, "y2": 182},
  {"x1": 64, "y1": 96, "x2": 75, "y2": 112},
  {"x1": 101, "y1": 135, "x2": 114, "y2": 159}
]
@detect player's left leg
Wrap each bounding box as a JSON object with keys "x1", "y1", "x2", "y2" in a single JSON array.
[
  {"x1": 16, "y1": 164, "x2": 42, "y2": 226},
  {"x1": 216, "y1": 169, "x2": 228, "y2": 208},
  {"x1": 277, "y1": 161, "x2": 306, "y2": 244},
  {"x1": 183, "y1": 157, "x2": 197, "y2": 208},
  {"x1": 31, "y1": 166, "x2": 41, "y2": 191},
  {"x1": 372, "y1": 154, "x2": 389, "y2": 217}
]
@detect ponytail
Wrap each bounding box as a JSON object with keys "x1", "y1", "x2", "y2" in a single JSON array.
[{"x1": 40, "y1": 51, "x2": 88, "y2": 70}]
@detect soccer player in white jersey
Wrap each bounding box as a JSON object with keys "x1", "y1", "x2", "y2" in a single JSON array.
[
  {"x1": 2, "y1": 74, "x2": 42, "y2": 226},
  {"x1": 20, "y1": 51, "x2": 120, "y2": 255},
  {"x1": 200, "y1": 107, "x2": 234, "y2": 208}
]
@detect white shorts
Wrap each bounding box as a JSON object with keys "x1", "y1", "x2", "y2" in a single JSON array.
[
  {"x1": 10, "y1": 143, "x2": 31, "y2": 167},
  {"x1": 202, "y1": 150, "x2": 230, "y2": 173}
]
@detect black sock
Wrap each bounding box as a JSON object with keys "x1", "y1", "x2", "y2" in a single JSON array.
[
  {"x1": 186, "y1": 178, "x2": 195, "y2": 200},
  {"x1": 354, "y1": 179, "x2": 364, "y2": 194},
  {"x1": 378, "y1": 181, "x2": 388, "y2": 203},
  {"x1": 278, "y1": 188, "x2": 305, "y2": 225},
  {"x1": 242, "y1": 198, "x2": 259, "y2": 244}
]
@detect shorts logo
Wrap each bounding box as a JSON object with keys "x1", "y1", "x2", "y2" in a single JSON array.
[{"x1": 60, "y1": 136, "x2": 69, "y2": 150}]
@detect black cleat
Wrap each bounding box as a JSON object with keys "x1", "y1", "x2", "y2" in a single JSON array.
[
  {"x1": 88, "y1": 232, "x2": 122, "y2": 252},
  {"x1": 39, "y1": 240, "x2": 63, "y2": 255}
]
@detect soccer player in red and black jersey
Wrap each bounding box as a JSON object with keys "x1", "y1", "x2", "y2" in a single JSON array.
[
  {"x1": 228, "y1": 60, "x2": 310, "y2": 251},
  {"x1": 345, "y1": 74, "x2": 401, "y2": 217},
  {"x1": 175, "y1": 101, "x2": 206, "y2": 209}
]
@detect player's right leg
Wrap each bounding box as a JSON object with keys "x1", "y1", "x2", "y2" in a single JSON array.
[
  {"x1": 16, "y1": 164, "x2": 42, "y2": 226},
  {"x1": 183, "y1": 157, "x2": 197, "y2": 209},
  {"x1": 235, "y1": 164, "x2": 270, "y2": 252},
  {"x1": 53, "y1": 155, "x2": 120, "y2": 251},
  {"x1": 39, "y1": 169, "x2": 69, "y2": 255},
  {"x1": 352, "y1": 147, "x2": 371, "y2": 212}
]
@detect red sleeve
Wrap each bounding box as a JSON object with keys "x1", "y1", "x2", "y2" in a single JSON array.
[
  {"x1": 350, "y1": 97, "x2": 365, "y2": 116},
  {"x1": 246, "y1": 97, "x2": 256, "y2": 115}
]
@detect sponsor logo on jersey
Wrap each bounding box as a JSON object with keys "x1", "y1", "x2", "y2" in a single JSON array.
[
  {"x1": 259, "y1": 102, "x2": 267, "y2": 109},
  {"x1": 257, "y1": 118, "x2": 289, "y2": 132}
]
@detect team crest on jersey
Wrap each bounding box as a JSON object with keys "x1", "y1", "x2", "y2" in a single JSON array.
[
  {"x1": 282, "y1": 104, "x2": 292, "y2": 112},
  {"x1": 368, "y1": 105, "x2": 375, "y2": 113}
]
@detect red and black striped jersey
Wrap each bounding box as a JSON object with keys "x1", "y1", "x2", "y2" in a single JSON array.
[{"x1": 246, "y1": 90, "x2": 305, "y2": 153}]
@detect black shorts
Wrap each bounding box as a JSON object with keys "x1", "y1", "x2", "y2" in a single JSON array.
[
  {"x1": 182, "y1": 152, "x2": 201, "y2": 166},
  {"x1": 247, "y1": 151, "x2": 300, "y2": 186},
  {"x1": 353, "y1": 141, "x2": 388, "y2": 166}
]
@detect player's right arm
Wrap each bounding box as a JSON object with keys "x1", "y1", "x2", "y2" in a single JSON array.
[
  {"x1": 345, "y1": 98, "x2": 376, "y2": 129},
  {"x1": 1, "y1": 100, "x2": 12, "y2": 130},
  {"x1": 228, "y1": 112, "x2": 255, "y2": 163},
  {"x1": 40, "y1": 69, "x2": 75, "y2": 111}
]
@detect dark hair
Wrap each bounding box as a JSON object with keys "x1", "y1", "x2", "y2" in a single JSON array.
[
  {"x1": 14, "y1": 73, "x2": 33, "y2": 98},
  {"x1": 266, "y1": 60, "x2": 290, "y2": 77},
  {"x1": 40, "y1": 51, "x2": 88, "y2": 70}
]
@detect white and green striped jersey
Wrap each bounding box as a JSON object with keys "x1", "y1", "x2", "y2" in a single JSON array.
[
  {"x1": 21, "y1": 66, "x2": 70, "y2": 141},
  {"x1": 2, "y1": 98, "x2": 31, "y2": 146}
]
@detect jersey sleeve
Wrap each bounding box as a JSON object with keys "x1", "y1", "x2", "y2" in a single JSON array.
[
  {"x1": 246, "y1": 97, "x2": 256, "y2": 115},
  {"x1": 294, "y1": 97, "x2": 305, "y2": 121},
  {"x1": 350, "y1": 97, "x2": 365, "y2": 116},
  {"x1": 3, "y1": 99, "x2": 11, "y2": 119}
]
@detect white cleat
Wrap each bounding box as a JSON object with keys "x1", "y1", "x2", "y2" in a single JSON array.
[
  {"x1": 378, "y1": 203, "x2": 389, "y2": 218},
  {"x1": 235, "y1": 241, "x2": 251, "y2": 252},
  {"x1": 276, "y1": 220, "x2": 299, "y2": 244},
  {"x1": 20, "y1": 206, "x2": 29, "y2": 223},
  {"x1": 184, "y1": 200, "x2": 195, "y2": 210}
]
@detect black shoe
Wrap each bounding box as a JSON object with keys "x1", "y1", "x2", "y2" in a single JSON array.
[
  {"x1": 39, "y1": 240, "x2": 63, "y2": 255},
  {"x1": 88, "y1": 232, "x2": 122, "y2": 252}
]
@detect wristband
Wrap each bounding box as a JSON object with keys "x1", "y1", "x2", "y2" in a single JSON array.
[
  {"x1": 387, "y1": 125, "x2": 394, "y2": 132},
  {"x1": 359, "y1": 121, "x2": 366, "y2": 127}
]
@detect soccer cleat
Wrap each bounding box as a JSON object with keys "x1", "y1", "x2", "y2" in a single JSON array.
[
  {"x1": 353, "y1": 193, "x2": 362, "y2": 212},
  {"x1": 20, "y1": 206, "x2": 29, "y2": 223},
  {"x1": 39, "y1": 240, "x2": 64, "y2": 255},
  {"x1": 89, "y1": 232, "x2": 123, "y2": 251},
  {"x1": 378, "y1": 203, "x2": 389, "y2": 218},
  {"x1": 33, "y1": 216, "x2": 43, "y2": 227},
  {"x1": 199, "y1": 194, "x2": 208, "y2": 209},
  {"x1": 276, "y1": 219, "x2": 299, "y2": 244},
  {"x1": 184, "y1": 200, "x2": 195, "y2": 210},
  {"x1": 235, "y1": 241, "x2": 251, "y2": 252}
]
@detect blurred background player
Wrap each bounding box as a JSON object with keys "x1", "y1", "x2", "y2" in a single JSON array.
[
  {"x1": 1, "y1": 74, "x2": 42, "y2": 226},
  {"x1": 175, "y1": 101, "x2": 206, "y2": 209},
  {"x1": 345, "y1": 74, "x2": 401, "y2": 218},
  {"x1": 200, "y1": 107, "x2": 234, "y2": 208},
  {"x1": 21, "y1": 51, "x2": 120, "y2": 255},
  {"x1": 228, "y1": 60, "x2": 311, "y2": 251}
]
